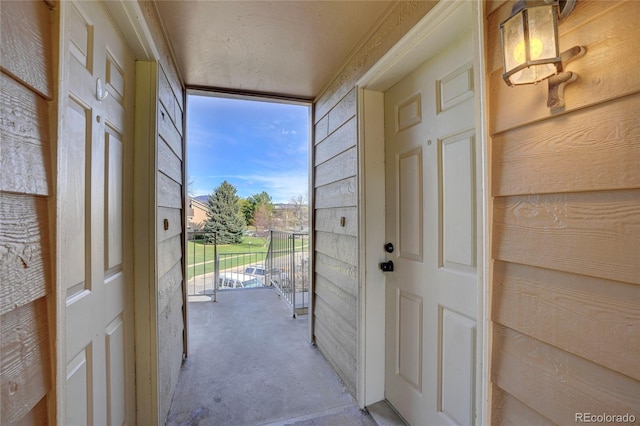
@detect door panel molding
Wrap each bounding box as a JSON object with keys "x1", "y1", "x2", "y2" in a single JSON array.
[
  {"x1": 397, "y1": 290, "x2": 423, "y2": 391},
  {"x1": 439, "y1": 305, "x2": 476, "y2": 425},
  {"x1": 397, "y1": 147, "x2": 423, "y2": 262},
  {"x1": 439, "y1": 130, "x2": 476, "y2": 271}
]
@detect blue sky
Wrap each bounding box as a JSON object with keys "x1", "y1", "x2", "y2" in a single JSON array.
[{"x1": 187, "y1": 95, "x2": 309, "y2": 203}]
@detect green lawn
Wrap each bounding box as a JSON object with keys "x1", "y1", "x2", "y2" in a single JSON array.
[
  {"x1": 186, "y1": 235, "x2": 309, "y2": 279},
  {"x1": 187, "y1": 236, "x2": 268, "y2": 264},
  {"x1": 187, "y1": 236, "x2": 269, "y2": 279}
]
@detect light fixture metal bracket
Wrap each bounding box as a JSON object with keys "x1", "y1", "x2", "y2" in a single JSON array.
[
  {"x1": 542, "y1": 0, "x2": 577, "y2": 20},
  {"x1": 557, "y1": 0, "x2": 577, "y2": 21},
  {"x1": 547, "y1": 45, "x2": 585, "y2": 109}
]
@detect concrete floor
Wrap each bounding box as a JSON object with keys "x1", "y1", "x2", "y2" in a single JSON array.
[{"x1": 166, "y1": 288, "x2": 377, "y2": 426}]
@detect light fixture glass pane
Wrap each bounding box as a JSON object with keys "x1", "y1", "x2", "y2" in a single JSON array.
[
  {"x1": 502, "y1": 13, "x2": 525, "y2": 73},
  {"x1": 528, "y1": 5, "x2": 558, "y2": 61},
  {"x1": 510, "y1": 63, "x2": 557, "y2": 85}
]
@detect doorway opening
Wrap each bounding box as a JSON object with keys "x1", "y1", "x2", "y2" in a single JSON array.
[
  {"x1": 185, "y1": 91, "x2": 312, "y2": 317},
  {"x1": 167, "y1": 92, "x2": 364, "y2": 425}
]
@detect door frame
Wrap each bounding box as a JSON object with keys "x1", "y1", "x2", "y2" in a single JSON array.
[
  {"x1": 355, "y1": 0, "x2": 490, "y2": 422},
  {"x1": 55, "y1": 1, "x2": 160, "y2": 423}
]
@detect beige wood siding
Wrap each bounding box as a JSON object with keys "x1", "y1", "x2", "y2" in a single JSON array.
[
  {"x1": 312, "y1": 0, "x2": 437, "y2": 396},
  {"x1": 486, "y1": 1, "x2": 640, "y2": 423},
  {"x1": 138, "y1": 1, "x2": 187, "y2": 421},
  {"x1": 0, "y1": 1, "x2": 55, "y2": 423},
  {"x1": 314, "y1": 89, "x2": 359, "y2": 394},
  {"x1": 156, "y1": 61, "x2": 186, "y2": 425}
]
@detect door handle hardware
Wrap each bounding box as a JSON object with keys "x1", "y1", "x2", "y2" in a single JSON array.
[
  {"x1": 96, "y1": 78, "x2": 109, "y2": 102},
  {"x1": 379, "y1": 261, "x2": 394, "y2": 272},
  {"x1": 384, "y1": 243, "x2": 394, "y2": 253}
]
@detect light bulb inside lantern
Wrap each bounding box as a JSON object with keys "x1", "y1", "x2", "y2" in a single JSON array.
[{"x1": 513, "y1": 38, "x2": 544, "y2": 64}]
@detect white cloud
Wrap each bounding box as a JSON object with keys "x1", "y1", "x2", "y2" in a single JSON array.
[{"x1": 197, "y1": 173, "x2": 308, "y2": 203}]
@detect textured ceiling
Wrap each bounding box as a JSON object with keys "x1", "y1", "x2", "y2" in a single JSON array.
[{"x1": 154, "y1": 1, "x2": 393, "y2": 99}]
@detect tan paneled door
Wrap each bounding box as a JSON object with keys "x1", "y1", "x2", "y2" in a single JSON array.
[
  {"x1": 59, "y1": 1, "x2": 135, "y2": 423},
  {"x1": 383, "y1": 29, "x2": 477, "y2": 425}
]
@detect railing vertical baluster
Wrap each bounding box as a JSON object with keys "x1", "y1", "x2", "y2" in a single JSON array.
[
  {"x1": 192, "y1": 233, "x2": 196, "y2": 295},
  {"x1": 291, "y1": 234, "x2": 295, "y2": 317},
  {"x1": 213, "y1": 232, "x2": 218, "y2": 302},
  {"x1": 268, "y1": 231, "x2": 273, "y2": 287}
]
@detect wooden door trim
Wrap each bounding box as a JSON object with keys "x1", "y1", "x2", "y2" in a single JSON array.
[
  {"x1": 102, "y1": 1, "x2": 159, "y2": 62},
  {"x1": 355, "y1": 1, "x2": 490, "y2": 422}
]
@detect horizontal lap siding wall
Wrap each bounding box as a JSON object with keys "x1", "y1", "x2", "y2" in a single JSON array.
[
  {"x1": 486, "y1": 1, "x2": 640, "y2": 423},
  {"x1": 0, "y1": 1, "x2": 55, "y2": 423},
  {"x1": 314, "y1": 90, "x2": 359, "y2": 395},
  {"x1": 157, "y1": 63, "x2": 185, "y2": 421},
  {"x1": 312, "y1": 0, "x2": 437, "y2": 396},
  {"x1": 139, "y1": 2, "x2": 186, "y2": 422}
]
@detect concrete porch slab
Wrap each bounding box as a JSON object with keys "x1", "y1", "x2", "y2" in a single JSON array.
[{"x1": 167, "y1": 288, "x2": 375, "y2": 426}]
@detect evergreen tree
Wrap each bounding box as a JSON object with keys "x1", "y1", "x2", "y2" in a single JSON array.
[
  {"x1": 239, "y1": 198, "x2": 253, "y2": 227},
  {"x1": 203, "y1": 181, "x2": 245, "y2": 244}
]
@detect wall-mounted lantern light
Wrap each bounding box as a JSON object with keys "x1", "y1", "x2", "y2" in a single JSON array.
[{"x1": 500, "y1": 0, "x2": 585, "y2": 109}]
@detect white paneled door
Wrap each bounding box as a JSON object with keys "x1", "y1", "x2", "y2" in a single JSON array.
[
  {"x1": 384, "y1": 29, "x2": 478, "y2": 425},
  {"x1": 60, "y1": 1, "x2": 135, "y2": 423}
]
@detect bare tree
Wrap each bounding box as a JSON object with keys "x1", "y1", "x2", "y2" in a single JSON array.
[
  {"x1": 290, "y1": 193, "x2": 309, "y2": 230},
  {"x1": 253, "y1": 203, "x2": 273, "y2": 246},
  {"x1": 187, "y1": 176, "x2": 196, "y2": 197}
]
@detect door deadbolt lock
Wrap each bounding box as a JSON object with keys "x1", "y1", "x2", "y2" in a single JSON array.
[
  {"x1": 379, "y1": 261, "x2": 394, "y2": 272},
  {"x1": 384, "y1": 242, "x2": 394, "y2": 253}
]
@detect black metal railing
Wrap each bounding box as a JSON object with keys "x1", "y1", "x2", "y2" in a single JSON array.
[
  {"x1": 187, "y1": 231, "x2": 218, "y2": 297},
  {"x1": 266, "y1": 231, "x2": 309, "y2": 317},
  {"x1": 187, "y1": 231, "x2": 269, "y2": 300},
  {"x1": 187, "y1": 231, "x2": 309, "y2": 313}
]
